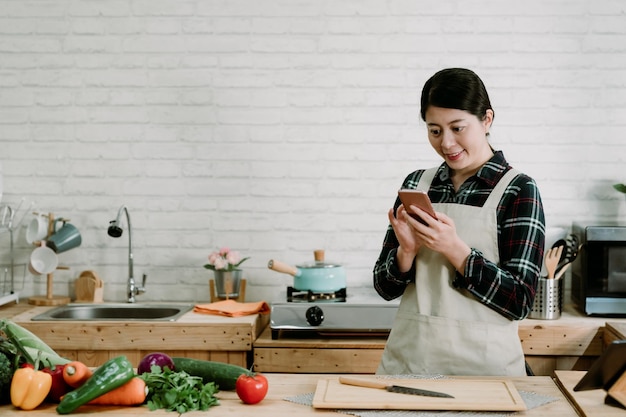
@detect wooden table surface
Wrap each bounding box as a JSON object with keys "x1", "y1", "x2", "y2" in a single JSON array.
[
  {"x1": 606, "y1": 321, "x2": 626, "y2": 341},
  {"x1": 1, "y1": 374, "x2": 578, "y2": 416},
  {"x1": 555, "y1": 370, "x2": 626, "y2": 417}
]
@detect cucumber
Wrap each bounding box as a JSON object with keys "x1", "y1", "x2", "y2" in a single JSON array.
[{"x1": 171, "y1": 357, "x2": 253, "y2": 391}]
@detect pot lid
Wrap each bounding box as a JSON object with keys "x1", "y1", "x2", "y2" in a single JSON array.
[
  {"x1": 296, "y1": 261, "x2": 342, "y2": 269},
  {"x1": 296, "y1": 249, "x2": 342, "y2": 269}
]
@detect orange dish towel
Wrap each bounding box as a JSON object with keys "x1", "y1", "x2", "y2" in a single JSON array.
[{"x1": 194, "y1": 300, "x2": 271, "y2": 318}]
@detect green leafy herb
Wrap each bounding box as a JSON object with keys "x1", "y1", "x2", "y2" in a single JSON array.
[
  {"x1": 614, "y1": 183, "x2": 626, "y2": 194},
  {"x1": 140, "y1": 365, "x2": 219, "y2": 413}
]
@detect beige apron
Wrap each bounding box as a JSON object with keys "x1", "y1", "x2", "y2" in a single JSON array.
[{"x1": 377, "y1": 168, "x2": 526, "y2": 376}]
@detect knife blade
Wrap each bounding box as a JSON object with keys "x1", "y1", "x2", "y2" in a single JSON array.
[{"x1": 338, "y1": 376, "x2": 455, "y2": 399}]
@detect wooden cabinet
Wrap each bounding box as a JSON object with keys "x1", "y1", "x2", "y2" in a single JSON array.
[
  {"x1": 1, "y1": 302, "x2": 268, "y2": 368},
  {"x1": 254, "y1": 328, "x2": 386, "y2": 373},
  {"x1": 254, "y1": 304, "x2": 619, "y2": 376},
  {"x1": 519, "y1": 304, "x2": 606, "y2": 375}
]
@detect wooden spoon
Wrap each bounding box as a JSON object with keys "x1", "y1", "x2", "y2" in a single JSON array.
[{"x1": 544, "y1": 246, "x2": 563, "y2": 279}]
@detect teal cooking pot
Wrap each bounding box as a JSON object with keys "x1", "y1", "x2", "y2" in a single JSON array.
[{"x1": 267, "y1": 251, "x2": 346, "y2": 292}]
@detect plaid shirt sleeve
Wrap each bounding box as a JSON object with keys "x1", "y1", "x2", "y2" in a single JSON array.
[
  {"x1": 373, "y1": 154, "x2": 545, "y2": 321},
  {"x1": 373, "y1": 170, "x2": 423, "y2": 300}
]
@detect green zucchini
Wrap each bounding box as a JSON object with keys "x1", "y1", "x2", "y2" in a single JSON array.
[
  {"x1": 171, "y1": 357, "x2": 253, "y2": 391},
  {"x1": 0, "y1": 319, "x2": 70, "y2": 367},
  {"x1": 56, "y1": 355, "x2": 135, "y2": 414}
]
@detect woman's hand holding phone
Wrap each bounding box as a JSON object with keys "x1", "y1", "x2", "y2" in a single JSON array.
[
  {"x1": 393, "y1": 190, "x2": 470, "y2": 272},
  {"x1": 397, "y1": 189, "x2": 438, "y2": 226},
  {"x1": 388, "y1": 189, "x2": 438, "y2": 271},
  {"x1": 387, "y1": 205, "x2": 422, "y2": 272}
]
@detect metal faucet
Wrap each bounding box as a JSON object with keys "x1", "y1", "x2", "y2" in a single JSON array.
[{"x1": 108, "y1": 205, "x2": 147, "y2": 303}]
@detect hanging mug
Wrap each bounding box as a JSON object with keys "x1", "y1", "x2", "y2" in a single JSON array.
[
  {"x1": 47, "y1": 222, "x2": 82, "y2": 253},
  {"x1": 26, "y1": 213, "x2": 50, "y2": 244},
  {"x1": 29, "y1": 244, "x2": 59, "y2": 275}
]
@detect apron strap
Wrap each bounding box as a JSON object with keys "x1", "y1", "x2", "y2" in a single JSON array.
[
  {"x1": 483, "y1": 168, "x2": 520, "y2": 208},
  {"x1": 416, "y1": 167, "x2": 439, "y2": 190}
]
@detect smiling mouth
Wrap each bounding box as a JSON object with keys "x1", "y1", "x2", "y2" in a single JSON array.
[{"x1": 446, "y1": 151, "x2": 464, "y2": 161}]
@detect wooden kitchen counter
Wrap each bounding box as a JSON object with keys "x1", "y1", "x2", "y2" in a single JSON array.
[
  {"x1": 0, "y1": 301, "x2": 268, "y2": 368},
  {"x1": 520, "y1": 304, "x2": 607, "y2": 356},
  {"x1": 605, "y1": 322, "x2": 626, "y2": 343},
  {"x1": 520, "y1": 304, "x2": 608, "y2": 375},
  {"x1": 255, "y1": 304, "x2": 624, "y2": 375},
  {"x1": 555, "y1": 370, "x2": 626, "y2": 417},
  {"x1": 0, "y1": 373, "x2": 578, "y2": 416}
]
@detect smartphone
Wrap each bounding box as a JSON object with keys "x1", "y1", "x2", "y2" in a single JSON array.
[{"x1": 397, "y1": 189, "x2": 438, "y2": 224}]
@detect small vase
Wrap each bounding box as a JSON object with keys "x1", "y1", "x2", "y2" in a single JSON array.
[{"x1": 213, "y1": 269, "x2": 242, "y2": 299}]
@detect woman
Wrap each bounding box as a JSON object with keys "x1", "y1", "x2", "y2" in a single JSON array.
[{"x1": 373, "y1": 68, "x2": 545, "y2": 376}]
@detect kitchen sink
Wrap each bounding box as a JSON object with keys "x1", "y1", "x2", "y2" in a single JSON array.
[{"x1": 31, "y1": 303, "x2": 194, "y2": 321}]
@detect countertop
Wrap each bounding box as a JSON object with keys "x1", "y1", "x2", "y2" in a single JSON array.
[
  {"x1": 253, "y1": 303, "x2": 621, "y2": 374},
  {"x1": 257, "y1": 303, "x2": 616, "y2": 354},
  {"x1": 556, "y1": 370, "x2": 626, "y2": 417},
  {"x1": 0, "y1": 301, "x2": 268, "y2": 352},
  {"x1": 0, "y1": 373, "x2": 578, "y2": 416},
  {"x1": 606, "y1": 321, "x2": 626, "y2": 340},
  {"x1": 1, "y1": 301, "x2": 614, "y2": 354}
]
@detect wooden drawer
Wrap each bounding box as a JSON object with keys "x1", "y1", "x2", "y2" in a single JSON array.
[
  {"x1": 254, "y1": 346, "x2": 382, "y2": 373},
  {"x1": 253, "y1": 328, "x2": 387, "y2": 373}
]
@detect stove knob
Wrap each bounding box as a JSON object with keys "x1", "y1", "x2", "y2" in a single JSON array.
[{"x1": 305, "y1": 305, "x2": 324, "y2": 326}]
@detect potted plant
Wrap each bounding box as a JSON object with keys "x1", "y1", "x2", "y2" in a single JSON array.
[{"x1": 204, "y1": 248, "x2": 249, "y2": 299}]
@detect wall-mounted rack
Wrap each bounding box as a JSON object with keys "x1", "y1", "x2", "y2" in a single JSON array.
[
  {"x1": 0, "y1": 263, "x2": 25, "y2": 307},
  {"x1": 0, "y1": 200, "x2": 31, "y2": 307}
]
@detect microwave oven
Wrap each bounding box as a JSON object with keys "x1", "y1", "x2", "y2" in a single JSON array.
[{"x1": 572, "y1": 222, "x2": 626, "y2": 316}]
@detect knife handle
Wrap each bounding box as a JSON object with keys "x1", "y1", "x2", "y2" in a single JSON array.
[{"x1": 338, "y1": 376, "x2": 388, "y2": 389}]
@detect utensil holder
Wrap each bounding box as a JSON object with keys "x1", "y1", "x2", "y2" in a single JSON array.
[{"x1": 529, "y1": 276, "x2": 563, "y2": 320}]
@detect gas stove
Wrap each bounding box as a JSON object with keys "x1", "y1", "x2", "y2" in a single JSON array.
[
  {"x1": 270, "y1": 287, "x2": 399, "y2": 339},
  {"x1": 287, "y1": 286, "x2": 347, "y2": 302}
]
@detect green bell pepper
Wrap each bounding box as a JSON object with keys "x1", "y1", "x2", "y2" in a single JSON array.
[{"x1": 56, "y1": 355, "x2": 135, "y2": 414}]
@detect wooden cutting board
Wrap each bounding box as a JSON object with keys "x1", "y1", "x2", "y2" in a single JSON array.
[{"x1": 312, "y1": 377, "x2": 527, "y2": 411}]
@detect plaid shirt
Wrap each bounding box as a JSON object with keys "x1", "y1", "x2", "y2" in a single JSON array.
[{"x1": 373, "y1": 151, "x2": 545, "y2": 320}]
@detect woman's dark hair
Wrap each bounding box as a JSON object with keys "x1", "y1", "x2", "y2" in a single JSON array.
[{"x1": 420, "y1": 68, "x2": 494, "y2": 123}]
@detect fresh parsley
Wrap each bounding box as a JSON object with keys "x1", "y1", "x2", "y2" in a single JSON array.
[{"x1": 140, "y1": 365, "x2": 219, "y2": 413}]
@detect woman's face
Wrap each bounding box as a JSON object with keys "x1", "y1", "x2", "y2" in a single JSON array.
[{"x1": 425, "y1": 106, "x2": 494, "y2": 180}]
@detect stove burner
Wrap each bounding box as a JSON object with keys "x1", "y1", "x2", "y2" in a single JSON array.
[{"x1": 287, "y1": 286, "x2": 346, "y2": 302}]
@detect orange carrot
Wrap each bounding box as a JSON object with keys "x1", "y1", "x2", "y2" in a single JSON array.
[
  {"x1": 62, "y1": 361, "x2": 93, "y2": 388},
  {"x1": 87, "y1": 377, "x2": 148, "y2": 406}
]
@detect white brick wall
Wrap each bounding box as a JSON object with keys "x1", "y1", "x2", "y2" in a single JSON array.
[{"x1": 0, "y1": 0, "x2": 625, "y2": 304}]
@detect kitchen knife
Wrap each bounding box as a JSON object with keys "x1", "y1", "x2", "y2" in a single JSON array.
[{"x1": 338, "y1": 376, "x2": 455, "y2": 398}]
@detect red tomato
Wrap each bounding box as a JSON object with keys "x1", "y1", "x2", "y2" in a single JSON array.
[{"x1": 235, "y1": 373, "x2": 269, "y2": 405}]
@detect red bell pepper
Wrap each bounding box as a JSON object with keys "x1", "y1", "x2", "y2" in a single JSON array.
[{"x1": 42, "y1": 364, "x2": 73, "y2": 403}]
